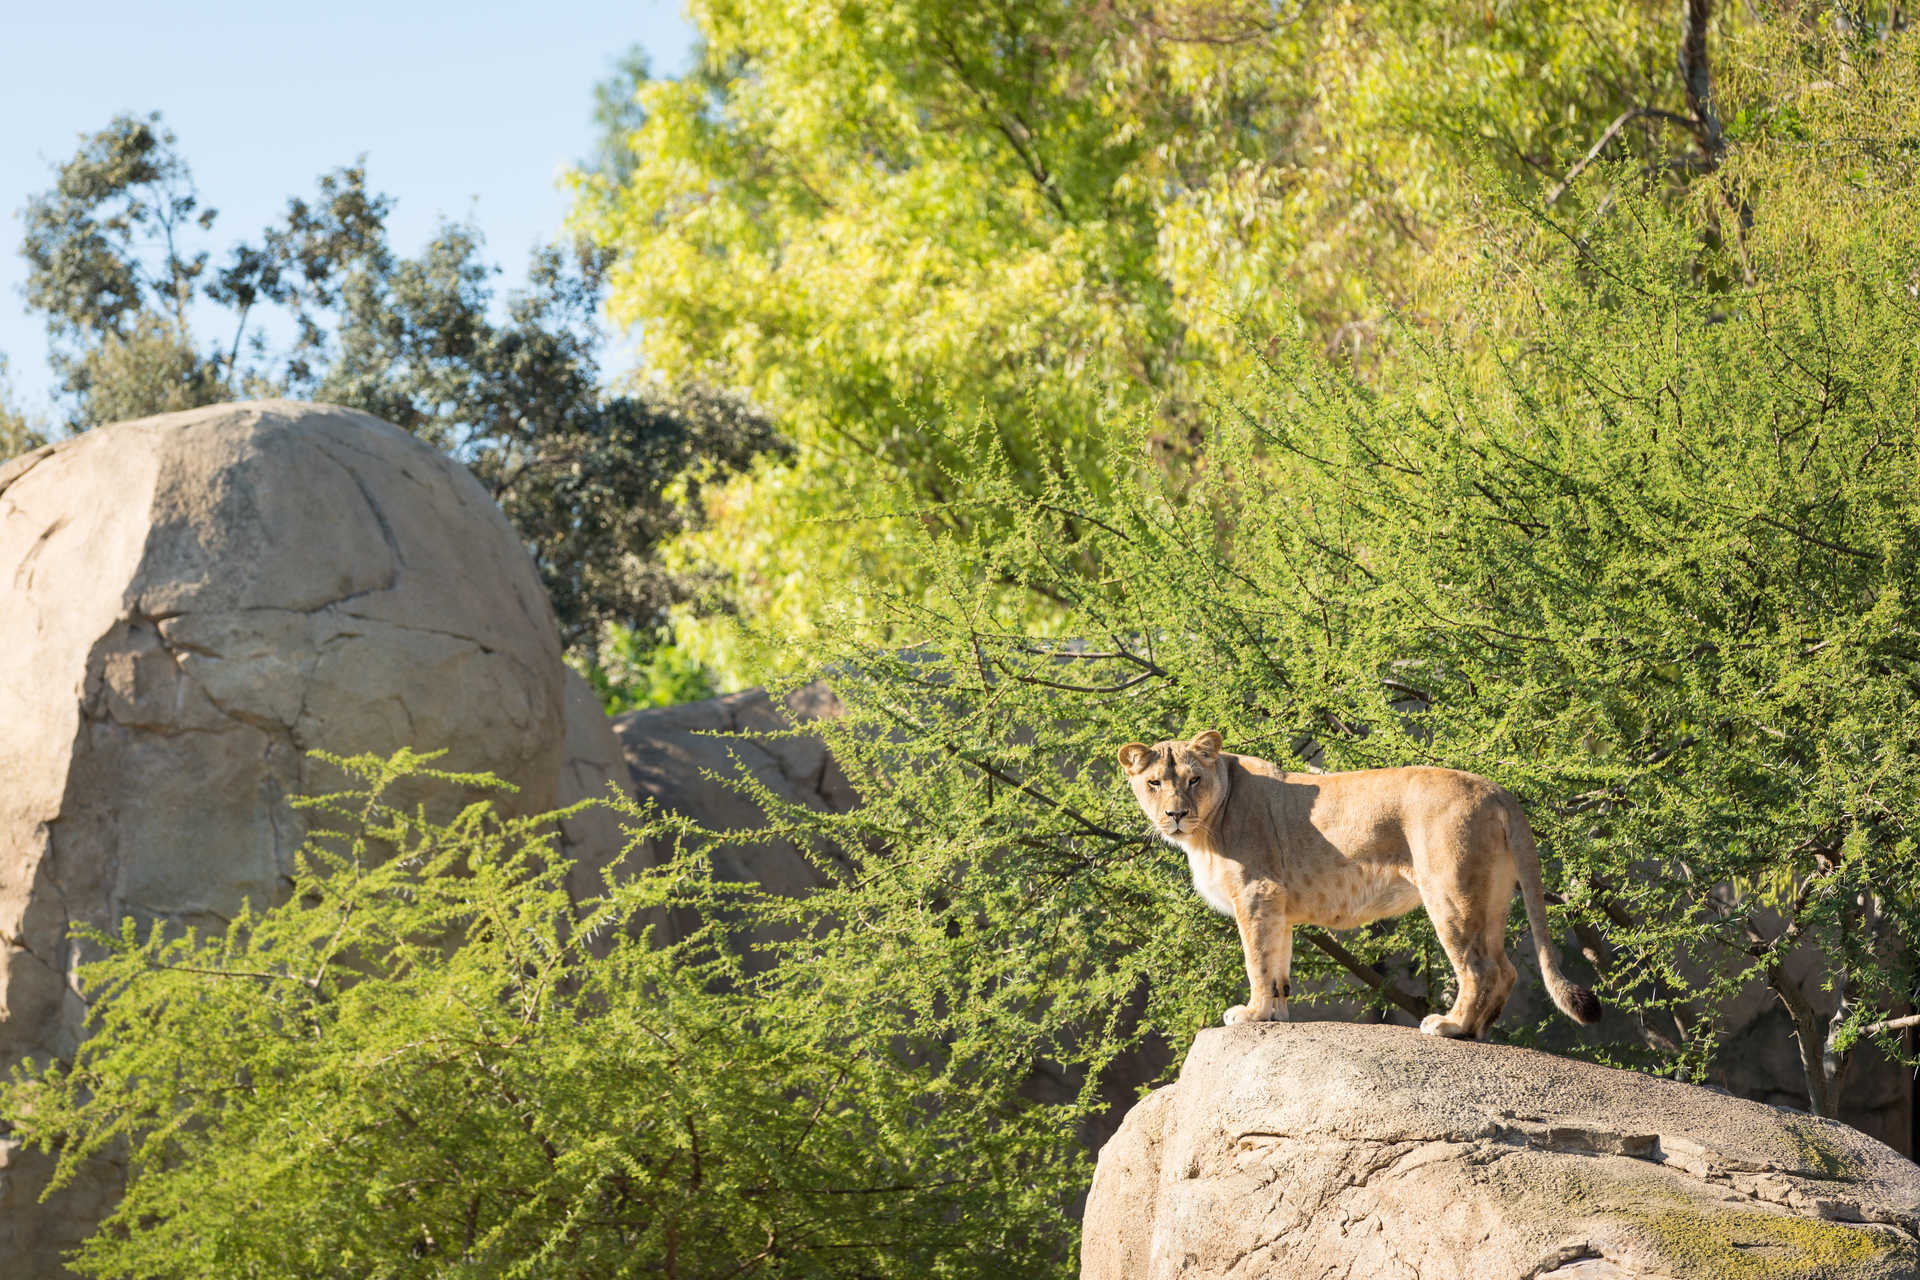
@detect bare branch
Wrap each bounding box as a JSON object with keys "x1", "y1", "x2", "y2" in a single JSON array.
[
  {"x1": 1859, "y1": 1012, "x2": 1920, "y2": 1037},
  {"x1": 998, "y1": 663, "x2": 1164, "y2": 695},
  {"x1": 1748, "y1": 511, "x2": 1876, "y2": 561},
  {"x1": 1544, "y1": 107, "x2": 1697, "y2": 207},
  {"x1": 1300, "y1": 929, "x2": 1431, "y2": 1019},
  {"x1": 1547, "y1": 0, "x2": 1725, "y2": 207}
]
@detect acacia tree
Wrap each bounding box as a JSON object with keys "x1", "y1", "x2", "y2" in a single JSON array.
[
  {"x1": 18, "y1": 114, "x2": 782, "y2": 669},
  {"x1": 3, "y1": 753, "x2": 1085, "y2": 1278}
]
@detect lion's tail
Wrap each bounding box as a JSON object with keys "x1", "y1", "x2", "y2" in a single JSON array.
[{"x1": 1503, "y1": 799, "x2": 1602, "y2": 1026}]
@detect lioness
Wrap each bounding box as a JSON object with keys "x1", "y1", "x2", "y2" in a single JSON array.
[{"x1": 1119, "y1": 730, "x2": 1601, "y2": 1037}]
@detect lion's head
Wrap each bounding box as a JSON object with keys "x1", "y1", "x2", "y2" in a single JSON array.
[{"x1": 1118, "y1": 730, "x2": 1228, "y2": 842}]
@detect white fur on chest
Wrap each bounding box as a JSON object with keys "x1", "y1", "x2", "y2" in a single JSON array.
[{"x1": 1169, "y1": 833, "x2": 1237, "y2": 917}]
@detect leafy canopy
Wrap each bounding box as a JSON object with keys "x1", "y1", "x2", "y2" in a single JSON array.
[
  {"x1": 708, "y1": 17, "x2": 1920, "y2": 1117},
  {"x1": 571, "y1": 0, "x2": 1688, "y2": 677}
]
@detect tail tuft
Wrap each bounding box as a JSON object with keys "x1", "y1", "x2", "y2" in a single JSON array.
[
  {"x1": 1505, "y1": 796, "x2": 1605, "y2": 1030},
  {"x1": 1565, "y1": 985, "x2": 1603, "y2": 1025}
]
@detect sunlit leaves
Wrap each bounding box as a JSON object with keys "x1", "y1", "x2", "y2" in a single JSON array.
[
  {"x1": 3, "y1": 751, "x2": 1083, "y2": 1278},
  {"x1": 572, "y1": 0, "x2": 1684, "y2": 683}
]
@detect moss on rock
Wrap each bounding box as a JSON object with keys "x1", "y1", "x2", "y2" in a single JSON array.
[{"x1": 1626, "y1": 1205, "x2": 1910, "y2": 1279}]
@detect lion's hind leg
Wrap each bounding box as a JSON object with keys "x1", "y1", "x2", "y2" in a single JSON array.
[
  {"x1": 1473, "y1": 907, "x2": 1520, "y2": 1037},
  {"x1": 1416, "y1": 849, "x2": 1512, "y2": 1039},
  {"x1": 1419, "y1": 915, "x2": 1501, "y2": 1039}
]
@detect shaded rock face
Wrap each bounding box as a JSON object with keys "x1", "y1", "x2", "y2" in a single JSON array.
[
  {"x1": 1082, "y1": 1023, "x2": 1920, "y2": 1280},
  {"x1": 0, "y1": 400, "x2": 570, "y2": 1271},
  {"x1": 557, "y1": 668, "x2": 650, "y2": 899},
  {"x1": 610, "y1": 685, "x2": 857, "y2": 948}
]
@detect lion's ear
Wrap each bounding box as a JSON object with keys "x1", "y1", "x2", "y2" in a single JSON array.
[
  {"x1": 1189, "y1": 730, "x2": 1223, "y2": 761},
  {"x1": 1118, "y1": 743, "x2": 1153, "y2": 775}
]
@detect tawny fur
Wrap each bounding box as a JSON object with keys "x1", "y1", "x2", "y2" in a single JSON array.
[{"x1": 1118, "y1": 730, "x2": 1602, "y2": 1037}]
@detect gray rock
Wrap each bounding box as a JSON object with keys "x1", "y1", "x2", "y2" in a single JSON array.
[
  {"x1": 0, "y1": 400, "x2": 569, "y2": 1274},
  {"x1": 1082, "y1": 1021, "x2": 1920, "y2": 1279},
  {"x1": 556, "y1": 668, "x2": 651, "y2": 896},
  {"x1": 611, "y1": 685, "x2": 856, "y2": 950}
]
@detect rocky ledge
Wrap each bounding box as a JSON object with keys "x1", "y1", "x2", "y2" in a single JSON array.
[{"x1": 1082, "y1": 1022, "x2": 1920, "y2": 1280}]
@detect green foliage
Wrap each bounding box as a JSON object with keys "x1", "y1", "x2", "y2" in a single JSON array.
[
  {"x1": 709, "y1": 22, "x2": 1920, "y2": 1109},
  {"x1": 65, "y1": 313, "x2": 229, "y2": 425},
  {"x1": 23, "y1": 114, "x2": 209, "y2": 341},
  {"x1": 19, "y1": 115, "x2": 783, "y2": 665},
  {"x1": 571, "y1": 0, "x2": 1690, "y2": 678},
  {"x1": 582, "y1": 44, "x2": 654, "y2": 187},
  {"x1": 22, "y1": 113, "x2": 231, "y2": 421},
  {"x1": 0, "y1": 355, "x2": 48, "y2": 460},
  {"x1": 302, "y1": 230, "x2": 785, "y2": 655},
  {"x1": 573, "y1": 624, "x2": 717, "y2": 714},
  {"x1": 3, "y1": 751, "x2": 1082, "y2": 1278}
]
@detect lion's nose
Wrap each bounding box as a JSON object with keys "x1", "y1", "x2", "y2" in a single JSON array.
[{"x1": 1168, "y1": 808, "x2": 1190, "y2": 821}]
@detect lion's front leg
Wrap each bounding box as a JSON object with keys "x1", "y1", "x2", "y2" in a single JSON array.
[{"x1": 1225, "y1": 881, "x2": 1292, "y2": 1026}]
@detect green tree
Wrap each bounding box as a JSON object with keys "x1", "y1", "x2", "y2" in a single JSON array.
[
  {"x1": 4, "y1": 752, "x2": 1083, "y2": 1278},
  {"x1": 21, "y1": 113, "x2": 230, "y2": 422},
  {"x1": 18, "y1": 115, "x2": 782, "y2": 670},
  {"x1": 571, "y1": 0, "x2": 1695, "y2": 678}
]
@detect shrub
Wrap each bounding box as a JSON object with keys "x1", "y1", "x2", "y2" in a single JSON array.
[{"x1": 4, "y1": 752, "x2": 1081, "y2": 1278}]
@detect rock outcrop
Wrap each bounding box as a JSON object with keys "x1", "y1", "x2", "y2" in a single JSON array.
[
  {"x1": 610, "y1": 684, "x2": 857, "y2": 947},
  {"x1": 0, "y1": 400, "x2": 572, "y2": 1273},
  {"x1": 1082, "y1": 1022, "x2": 1920, "y2": 1280},
  {"x1": 556, "y1": 668, "x2": 650, "y2": 898}
]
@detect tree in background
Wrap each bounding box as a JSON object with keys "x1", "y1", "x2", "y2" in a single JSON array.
[
  {"x1": 17, "y1": 114, "x2": 783, "y2": 691},
  {"x1": 571, "y1": 0, "x2": 1693, "y2": 677},
  {"x1": 20, "y1": 115, "x2": 229, "y2": 424},
  {"x1": 0, "y1": 355, "x2": 46, "y2": 460}
]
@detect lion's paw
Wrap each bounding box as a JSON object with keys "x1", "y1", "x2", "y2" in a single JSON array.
[
  {"x1": 1222, "y1": 1004, "x2": 1252, "y2": 1025},
  {"x1": 1420, "y1": 1013, "x2": 1471, "y2": 1038}
]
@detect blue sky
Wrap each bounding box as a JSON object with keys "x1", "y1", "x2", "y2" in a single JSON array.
[{"x1": 1, "y1": 1, "x2": 698, "y2": 422}]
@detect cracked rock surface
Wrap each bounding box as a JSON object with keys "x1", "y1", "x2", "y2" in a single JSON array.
[
  {"x1": 0, "y1": 400, "x2": 571, "y2": 1274},
  {"x1": 1081, "y1": 1022, "x2": 1920, "y2": 1280}
]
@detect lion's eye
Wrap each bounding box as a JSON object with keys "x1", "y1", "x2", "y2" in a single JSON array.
[
  {"x1": 1187, "y1": 776, "x2": 1201, "y2": 790},
  {"x1": 1144, "y1": 779, "x2": 1159, "y2": 789}
]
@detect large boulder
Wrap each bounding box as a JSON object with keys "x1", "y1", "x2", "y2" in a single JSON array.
[
  {"x1": 1083, "y1": 1022, "x2": 1920, "y2": 1280},
  {"x1": 0, "y1": 400, "x2": 572, "y2": 1272}
]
